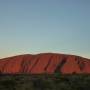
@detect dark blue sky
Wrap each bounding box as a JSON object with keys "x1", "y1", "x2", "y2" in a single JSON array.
[{"x1": 0, "y1": 0, "x2": 90, "y2": 58}]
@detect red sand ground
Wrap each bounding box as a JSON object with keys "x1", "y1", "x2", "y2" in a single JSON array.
[{"x1": 0, "y1": 53, "x2": 90, "y2": 74}]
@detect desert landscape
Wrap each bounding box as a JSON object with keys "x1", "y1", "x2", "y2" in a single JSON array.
[
  {"x1": 0, "y1": 53, "x2": 90, "y2": 90},
  {"x1": 0, "y1": 0, "x2": 90, "y2": 90}
]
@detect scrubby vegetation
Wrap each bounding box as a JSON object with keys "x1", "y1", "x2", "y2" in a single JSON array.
[{"x1": 0, "y1": 74, "x2": 90, "y2": 90}]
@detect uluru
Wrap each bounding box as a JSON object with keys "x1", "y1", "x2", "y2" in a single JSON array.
[{"x1": 0, "y1": 53, "x2": 90, "y2": 74}]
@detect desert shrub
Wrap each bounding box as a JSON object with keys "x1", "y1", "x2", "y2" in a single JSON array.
[{"x1": 0, "y1": 74, "x2": 90, "y2": 90}]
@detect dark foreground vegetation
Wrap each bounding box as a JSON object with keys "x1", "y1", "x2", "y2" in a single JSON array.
[{"x1": 0, "y1": 73, "x2": 90, "y2": 90}]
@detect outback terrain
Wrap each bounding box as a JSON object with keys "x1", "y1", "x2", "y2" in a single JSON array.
[{"x1": 0, "y1": 53, "x2": 90, "y2": 90}]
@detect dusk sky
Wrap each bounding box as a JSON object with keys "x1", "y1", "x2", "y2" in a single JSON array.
[{"x1": 0, "y1": 0, "x2": 90, "y2": 58}]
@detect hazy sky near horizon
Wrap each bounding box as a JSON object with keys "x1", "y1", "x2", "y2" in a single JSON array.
[{"x1": 0, "y1": 0, "x2": 90, "y2": 58}]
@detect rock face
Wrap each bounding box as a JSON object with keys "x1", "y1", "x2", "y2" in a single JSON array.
[{"x1": 0, "y1": 53, "x2": 90, "y2": 74}]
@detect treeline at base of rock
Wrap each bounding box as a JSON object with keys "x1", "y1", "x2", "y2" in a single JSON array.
[{"x1": 0, "y1": 74, "x2": 90, "y2": 90}]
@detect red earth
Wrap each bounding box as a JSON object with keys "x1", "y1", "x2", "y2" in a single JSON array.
[{"x1": 0, "y1": 53, "x2": 90, "y2": 74}]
